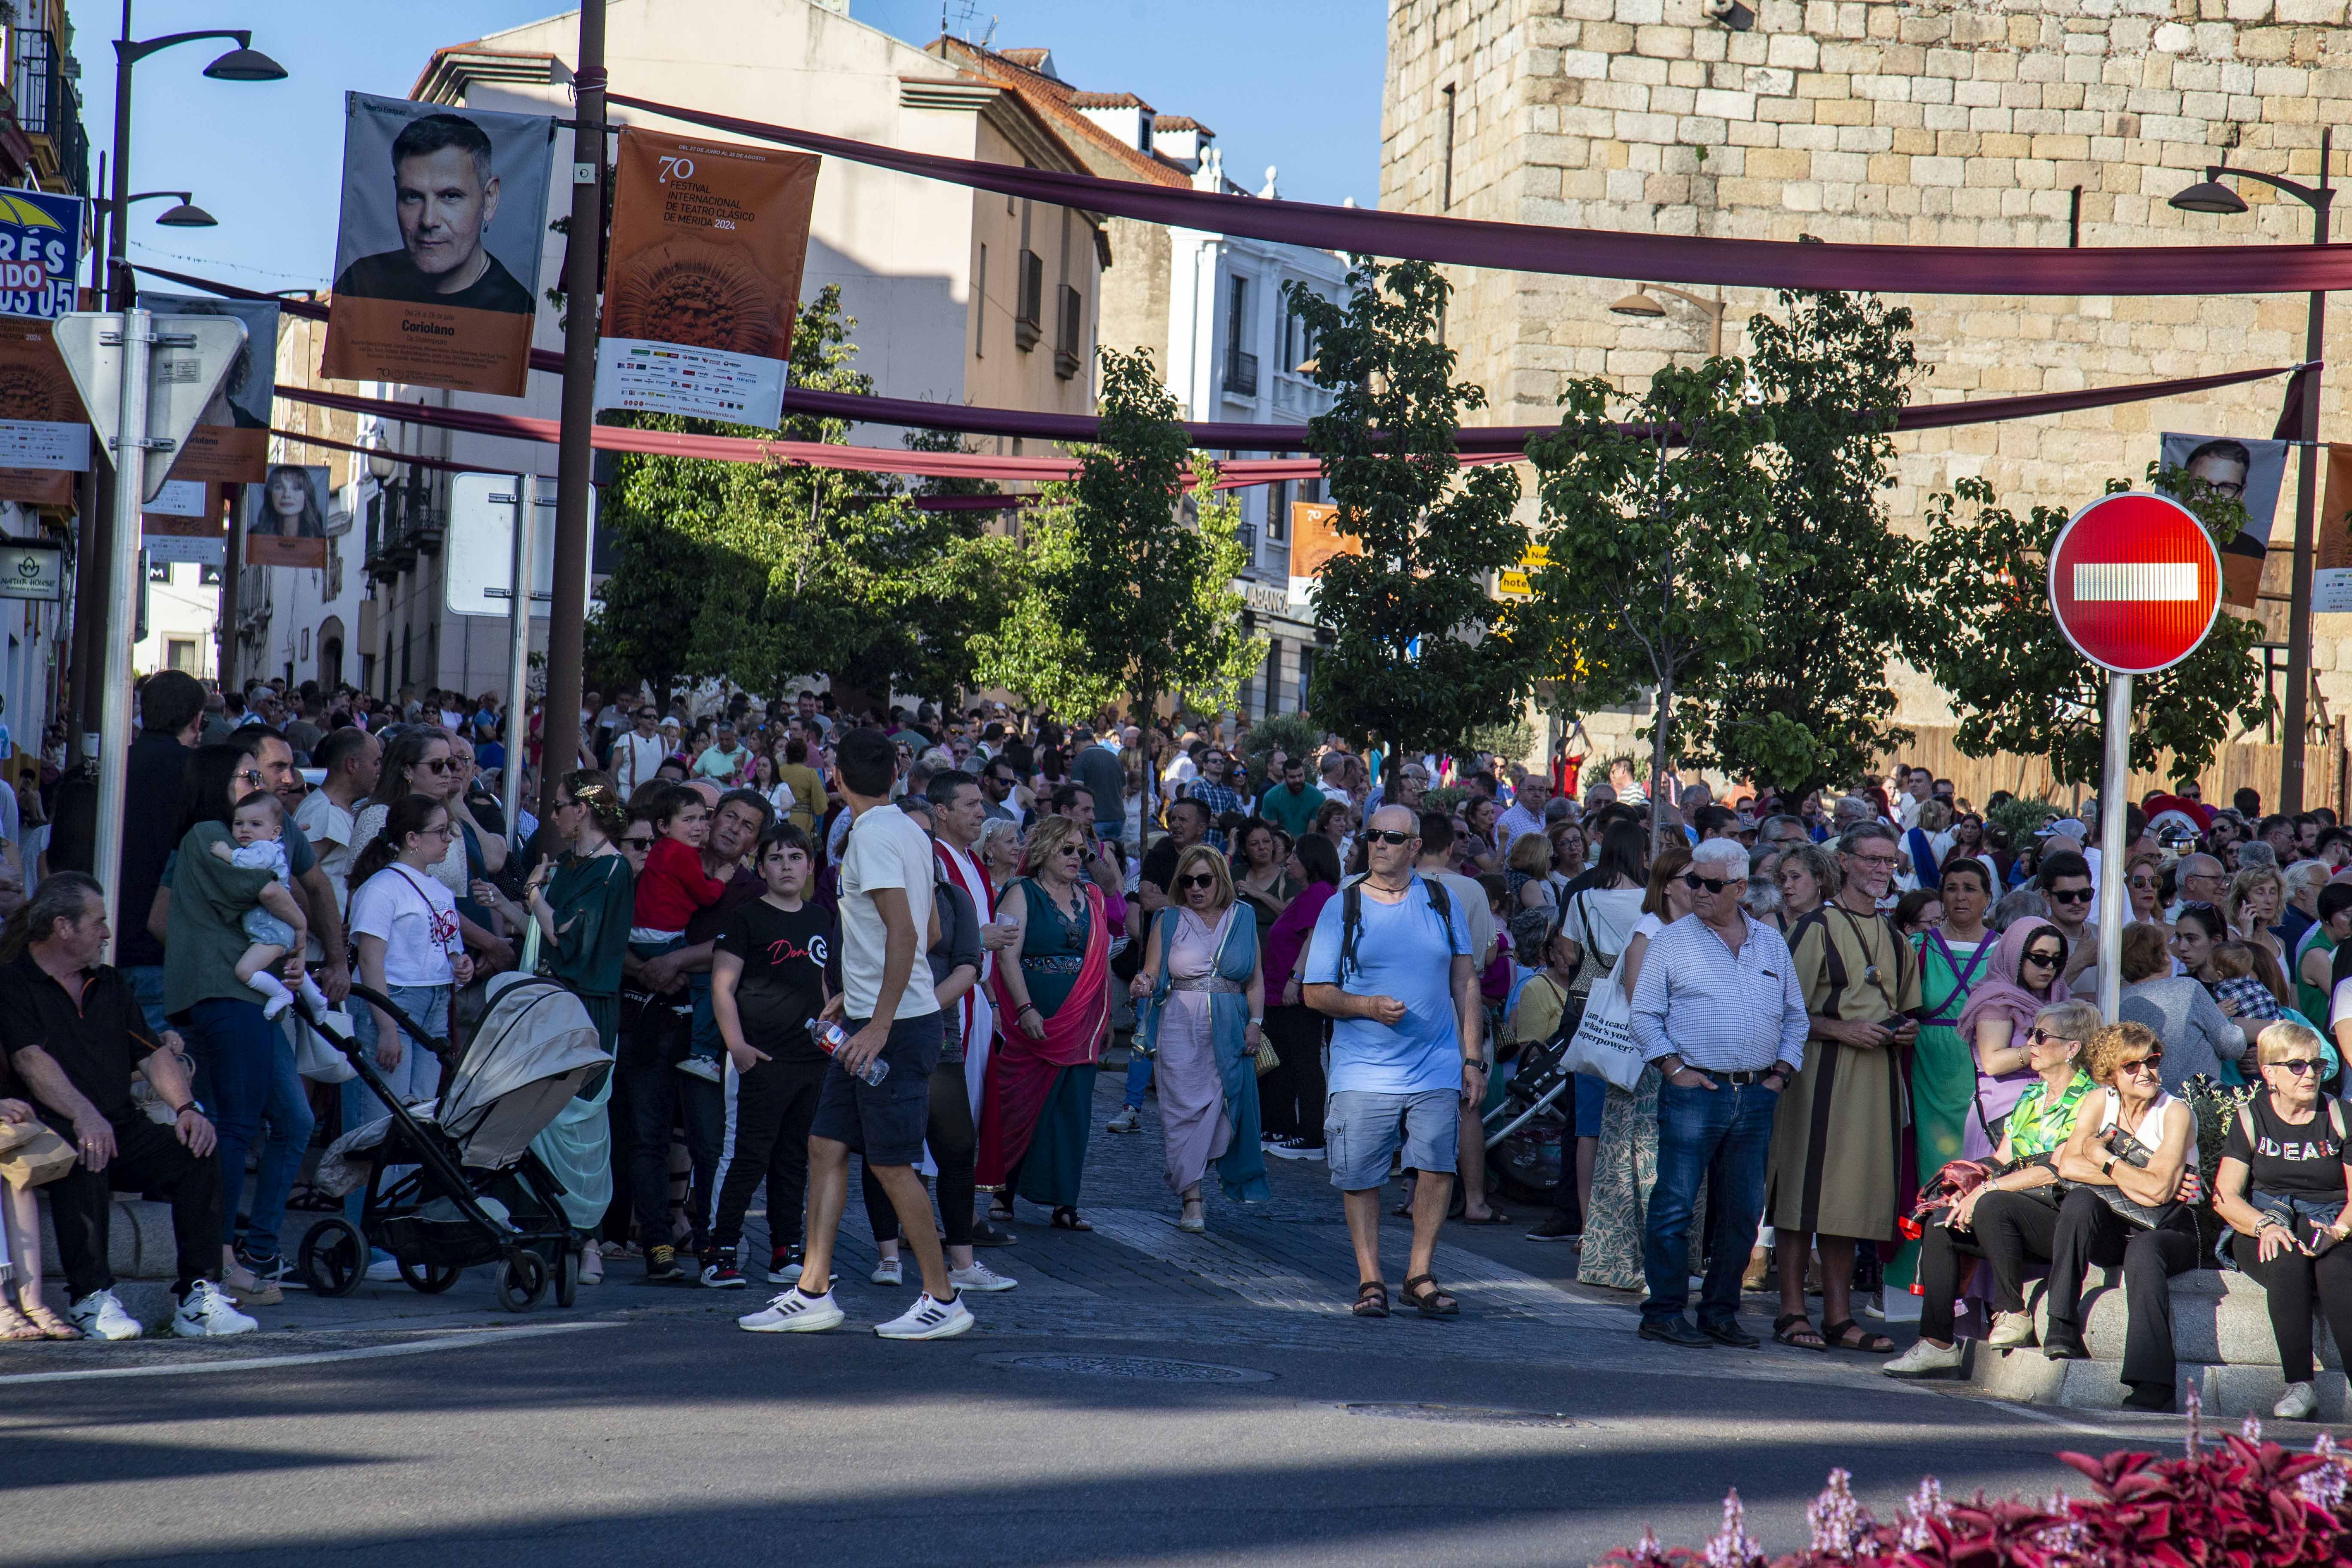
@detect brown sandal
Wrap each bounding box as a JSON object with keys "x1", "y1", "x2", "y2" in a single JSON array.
[
  {"x1": 15, "y1": 1299, "x2": 79, "y2": 1340},
  {"x1": 1352, "y1": 1280, "x2": 1390, "y2": 1317},
  {"x1": 1401, "y1": 1274, "x2": 1458, "y2": 1317},
  {"x1": 1822, "y1": 1317, "x2": 1896, "y2": 1355}
]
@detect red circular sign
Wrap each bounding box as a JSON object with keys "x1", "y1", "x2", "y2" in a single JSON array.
[{"x1": 2046, "y1": 492, "x2": 2222, "y2": 674}]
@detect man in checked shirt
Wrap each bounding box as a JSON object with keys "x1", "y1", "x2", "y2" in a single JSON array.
[{"x1": 1626, "y1": 837, "x2": 1808, "y2": 1350}]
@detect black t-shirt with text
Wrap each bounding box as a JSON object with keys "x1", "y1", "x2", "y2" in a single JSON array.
[
  {"x1": 715, "y1": 899, "x2": 833, "y2": 1063},
  {"x1": 2223, "y1": 1092, "x2": 2352, "y2": 1202}
]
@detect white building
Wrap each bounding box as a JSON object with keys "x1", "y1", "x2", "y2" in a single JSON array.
[{"x1": 134, "y1": 558, "x2": 219, "y2": 682}]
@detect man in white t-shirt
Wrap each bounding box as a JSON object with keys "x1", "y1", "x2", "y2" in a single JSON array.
[
  {"x1": 610, "y1": 703, "x2": 669, "y2": 799},
  {"x1": 739, "y1": 726, "x2": 968, "y2": 1342}
]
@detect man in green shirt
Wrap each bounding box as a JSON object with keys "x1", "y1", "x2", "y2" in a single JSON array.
[
  {"x1": 695, "y1": 720, "x2": 752, "y2": 784},
  {"x1": 1258, "y1": 756, "x2": 1322, "y2": 840}
]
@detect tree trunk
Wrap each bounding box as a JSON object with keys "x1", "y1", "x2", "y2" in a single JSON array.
[{"x1": 1651, "y1": 672, "x2": 1673, "y2": 861}]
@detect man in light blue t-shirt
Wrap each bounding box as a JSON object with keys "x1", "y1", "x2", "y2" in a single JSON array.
[{"x1": 1305, "y1": 803, "x2": 1482, "y2": 1320}]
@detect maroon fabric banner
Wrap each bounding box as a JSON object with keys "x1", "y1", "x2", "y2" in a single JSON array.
[{"x1": 611, "y1": 94, "x2": 2352, "y2": 300}]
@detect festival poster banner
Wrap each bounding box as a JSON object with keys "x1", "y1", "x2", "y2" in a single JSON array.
[
  {"x1": 2315, "y1": 444, "x2": 2352, "y2": 614},
  {"x1": 243, "y1": 463, "x2": 329, "y2": 569},
  {"x1": 1288, "y1": 501, "x2": 1359, "y2": 609},
  {"x1": 321, "y1": 92, "x2": 555, "y2": 397},
  {"x1": 140, "y1": 291, "x2": 277, "y2": 483},
  {"x1": 2159, "y1": 431, "x2": 2289, "y2": 609},
  {"x1": 0, "y1": 317, "x2": 86, "y2": 505},
  {"x1": 594, "y1": 128, "x2": 818, "y2": 425},
  {"x1": 0, "y1": 188, "x2": 83, "y2": 322}
]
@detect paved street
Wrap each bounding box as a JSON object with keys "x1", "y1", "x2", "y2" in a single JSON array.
[{"x1": 6, "y1": 1063, "x2": 2202, "y2": 1567}]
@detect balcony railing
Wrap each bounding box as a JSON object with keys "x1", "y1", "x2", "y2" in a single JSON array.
[
  {"x1": 11, "y1": 28, "x2": 87, "y2": 193},
  {"x1": 1223, "y1": 350, "x2": 1259, "y2": 398},
  {"x1": 362, "y1": 486, "x2": 444, "y2": 582}
]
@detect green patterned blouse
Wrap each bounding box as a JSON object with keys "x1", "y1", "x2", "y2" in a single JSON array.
[{"x1": 2006, "y1": 1071, "x2": 2094, "y2": 1160}]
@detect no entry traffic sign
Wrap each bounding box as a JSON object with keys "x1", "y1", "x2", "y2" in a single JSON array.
[{"x1": 2046, "y1": 492, "x2": 2223, "y2": 674}]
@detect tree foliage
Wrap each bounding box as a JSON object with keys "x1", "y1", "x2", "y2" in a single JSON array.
[
  {"x1": 1286, "y1": 258, "x2": 1532, "y2": 755},
  {"x1": 1903, "y1": 470, "x2": 2270, "y2": 787},
  {"x1": 585, "y1": 286, "x2": 1019, "y2": 705},
  {"x1": 1675, "y1": 291, "x2": 1922, "y2": 796},
  {"x1": 1525, "y1": 358, "x2": 1779, "y2": 846},
  {"x1": 971, "y1": 347, "x2": 1260, "y2": 721}
]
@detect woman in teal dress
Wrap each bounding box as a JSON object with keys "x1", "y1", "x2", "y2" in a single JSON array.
[
  {"x1": 980, "y1": 815, "x2": 1113, "y2": 1231},
  {"x1": 1895, "y1": 860, "x2": 1995, "y2": 1289},
  {"x1": 476, "y1": 772, "x2": 633, "y2": 1268}
]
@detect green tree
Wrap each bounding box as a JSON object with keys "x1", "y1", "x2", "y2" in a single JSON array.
[
  {"x1": 971, "y1": 348, "x2": 1261, "y2": 721},
  {"x1": 1903, "y1": 471, "x2": 2269, "y2": 787},
  {"x1": 1525, "y1": 359, "x2": 1779, "y2": 850},
  {"x1": 586, "y1": 287, "x2": 1019, "y2": 705},
  {"x1": 1675, "y1": 291, "x2": 1922, "y2": 796},
  {"x1": 1284, "y1": 257, "x2": 1532, "y2": 754}
]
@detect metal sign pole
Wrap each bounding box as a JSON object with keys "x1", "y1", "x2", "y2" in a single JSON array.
[
  {"x1": 2097, "y1": 671, "x2": 2132, "y2": 1021},
  {"x1": 503, "y1": 472, "x2": 534, "y2": 853},
  {"x1": 91, "y1": 308, "x2": 153, "y2": 962}
]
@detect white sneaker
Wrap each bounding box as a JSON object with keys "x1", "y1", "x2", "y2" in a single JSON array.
[
  {"x1": 69, "y1": 1288, "x2": 143, "y2": 1341},
  {"x1": 1106, "y1": 1106, "x2": 1140, "y2": 1134},
  {"x1": 172, "y1": 1280, "x2": 259, "y2": 1338},
  {"x1": 949, "y1": 1262, "x2": 1019, "y2": 1293},
  {"x1": 1987, "y1": 1310, "x2": 2035, "y2": 1349},
  {"x1": 870, "y1": 1256, "x2": 903, "y2": 1286},
  {"x1": 579, "y1": 1243, "x2": 604, "y2": 1286},
  {"x1": 1882, "y1": 1337, "x2": 1964, "y2": 1378},
  {"x1": 2275, "y1": 1380, "x2": 2320, "y2": 1420},
  {"x1": 738, "y1": 1286, "x2": 845, "y2": 1333},
  {"x1": 676, "y1": 1057, "x2": 724, "y2": 1084},
  {"x1": 875, "y1": 1291, "x2": 974, "y2": 1340}
]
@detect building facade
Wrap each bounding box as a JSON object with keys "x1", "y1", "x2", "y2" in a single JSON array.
[{"x1": 1383, "y1": 0, "x2": 2352, "y2": 769}]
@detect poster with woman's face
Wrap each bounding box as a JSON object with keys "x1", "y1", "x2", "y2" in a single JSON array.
[{"x1": 244, "y1": 463, "x2": 329, "y2": 569}]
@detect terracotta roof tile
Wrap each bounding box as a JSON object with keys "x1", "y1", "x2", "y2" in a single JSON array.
[
  {"x1": 1068, "y1": 90, "x2": 1154, "y2": 110},
  {"x1": 933, "y1": 37, "x2": 1190, "y2": 189},
  {"x1": 1153, "y1": 115, "x2": 1213, "y2": 136}
]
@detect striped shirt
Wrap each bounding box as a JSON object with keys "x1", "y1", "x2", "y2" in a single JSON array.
[{"x1": 1628, "y1": 910, "x2": 1809, "y2": 1073}]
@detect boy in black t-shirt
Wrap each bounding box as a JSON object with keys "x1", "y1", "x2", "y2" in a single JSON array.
[{"x1": 706, "y1": 825, "x2": 836, "y2": 1288}]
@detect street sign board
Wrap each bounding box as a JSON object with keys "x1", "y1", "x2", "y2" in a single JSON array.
[
  {"x1": 2046, "y1": 492, "x2": 2223, "y2": 675},
  {"x1": 444, "y1": 471, "x2": 594, "y2": 618},
  {"x1": 51, "y1": 312, "x2": 248, "y2": 502},
  {"x1": 0, "y1": 539, "x2": 62, "y2": 600}
]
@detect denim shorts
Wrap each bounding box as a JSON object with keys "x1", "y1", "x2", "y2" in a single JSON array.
[
  {"x1": 1324, "y1": 1088, "x2": 1460, "y2": 1191},
  {"x1": 809, "y1": 1011, "x2": 941, "y2": 1167},
  {"x1": 1574, "y1": 1074, "x2": 1607, "y2": 1139}
]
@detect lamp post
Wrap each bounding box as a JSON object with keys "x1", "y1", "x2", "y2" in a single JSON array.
[
  {"x1": 96, "y1": 190, "x2": 219, "y2": 230},
  {"x1": 68, "y1": 3, "x2": 282, "y2": 766},
  {"x1": 1610, "y1": 282, "x2": 1729, "y2": 359},
  {"x1": 2170, "y1": 129, "x2": 2332, "y2": 815}
]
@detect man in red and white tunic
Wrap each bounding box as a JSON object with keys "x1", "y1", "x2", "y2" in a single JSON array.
[{"x1": 930, "y1": 769, "x2": 1017, "y2": 1178}]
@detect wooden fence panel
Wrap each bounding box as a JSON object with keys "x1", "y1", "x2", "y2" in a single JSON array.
[{"x1": 1869, "y1": 727, "x2": 2344, "y2": 818}]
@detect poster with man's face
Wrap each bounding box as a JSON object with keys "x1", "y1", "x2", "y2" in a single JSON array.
[
  {"x1": 320, "y1": 92, "x2": 554, "y2": 397},
  {"x1": 244, "y1": 464, "x2": 330, "y2": 569},
  {"x1": 2159, "y1": 431, "x2": 2288, "y2": 608},
  {"x1": 139, "y1": 291, "x2": 277, "y2": 483}
]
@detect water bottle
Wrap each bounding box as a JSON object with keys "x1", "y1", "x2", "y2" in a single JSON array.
[{"x1": 809, "y1": 1018, "x2": 891, "y2": 1086}]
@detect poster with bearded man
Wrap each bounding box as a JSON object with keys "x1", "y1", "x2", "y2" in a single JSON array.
[{"x1": 321, "y1": 92, "x2": 555, "y2": 396}]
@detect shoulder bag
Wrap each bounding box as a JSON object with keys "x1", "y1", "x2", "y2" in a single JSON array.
[{"x1": 1560, "y1": 941, "x2": 1643, "y2": 1092}]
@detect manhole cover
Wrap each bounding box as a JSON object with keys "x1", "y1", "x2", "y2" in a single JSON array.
[
  {"x1": 995, "y1": 1353, "x2": 1273, "y2": 1383},
  {"x1": 1343, "y1": 1403, "x2": 1587, "y2": 1429}
]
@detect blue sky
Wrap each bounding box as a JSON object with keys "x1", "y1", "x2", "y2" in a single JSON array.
[{"x1": 72, "y1": 0, "x2": 1386, "y2": 295}]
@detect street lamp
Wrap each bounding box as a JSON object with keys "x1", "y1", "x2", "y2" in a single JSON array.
[
  {"x1": 2169, "y1": 129, "x2": 2332, "y2": 814},
  {"x1": 1611, "y1": 282, "x2": 1728, "y2": 358},
  {"x1": 97, "y1": 190, "x2": 217, "y2": 228}
]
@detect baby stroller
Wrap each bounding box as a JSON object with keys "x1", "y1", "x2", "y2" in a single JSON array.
[
  {"x1": 299, "y1": 974, "x2": 609, "y2": 1311},
  {"x1": 1482, "y1": 1033, "x2": 1571, "y2": 1205}
]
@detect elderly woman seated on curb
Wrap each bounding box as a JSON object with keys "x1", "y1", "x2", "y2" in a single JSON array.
[
  {"x1": 1885, "y1": 998, "x2": 2100, "y2": 1380},
  {"x1": 2211, "y1": 1019, "x2": 2352, "y2": 1422}
]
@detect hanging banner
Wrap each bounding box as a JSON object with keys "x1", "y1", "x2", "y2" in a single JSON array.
[
  {"x1": 140, "y1": 291, "x2": 277, "y2": 482},
  {"x1": 2159, "y1": 431, "x2": 2289, "y2": 609},
  {"x1": 321, "y1": 93, "x2": 555, "y2": 397},
  {"x1": 243, "y1": 463, "x2": 330, "y2": 569},
  {"x1": 0, "y1": 318, "x2": 86, "y2": 505},
  {"x1": 0, "y1": 189, "x2": 83, "y2": 322},
  {"x1": 1289, "y1": 501, "x2": 1358, "y2": 612},
  {"x1": 2314, "y1": 444, "x2": 2352, "y2": 615},
  {"x1": 594, "y1": 128, "x2": 818, "y2": 425}
]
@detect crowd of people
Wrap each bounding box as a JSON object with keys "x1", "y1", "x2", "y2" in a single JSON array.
[{"x1": 3, "y1": 675, "x2": 2350, "y2": 1391}]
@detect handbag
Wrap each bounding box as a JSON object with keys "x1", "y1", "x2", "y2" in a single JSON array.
[
  {"x1": 0, "y1": 1117, "x2": 75, "y2": 1188},
  {"x1": 1254, "y1": 1034, "x2": 1280, "y2": 1077},
  {"x1": 2080, "y1": 1114, "x2": 2187, "y2": 1230},
  {"x1": 294, "y1": 1011, "x2": 357, "y2": 1084},
  {"x1": 1560, "y1": 943, "x2": 1643, "y2": 1092}
]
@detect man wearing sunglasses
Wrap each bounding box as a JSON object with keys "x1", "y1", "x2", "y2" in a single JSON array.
[
  {"x1": 2037, "y1": 849, "x2": 2098, "y2": 987},
  {"x1": 1303, "y1": 805, "x2": 1480, "y2": 1319},
  {"x1": 1628, "y1": 838, "x2": 1807, "y2": 1350}
]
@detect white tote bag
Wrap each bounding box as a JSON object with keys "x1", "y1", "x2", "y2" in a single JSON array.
[
  {"x1": 294, "y1": 1010, "x2": 357, "y2": 1084},
  {"x1": 1559, "y1": 949, "x2": 1644, "y2": 1092}
]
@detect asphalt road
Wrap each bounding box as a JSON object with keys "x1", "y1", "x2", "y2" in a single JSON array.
[{"x1": 2, "y1": 1064, "x2": 2205, "y2": 1566}]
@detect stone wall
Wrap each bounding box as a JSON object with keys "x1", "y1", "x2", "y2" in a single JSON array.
[{"x1": 1383, "y1": 0, "x2": 2352, "y2": 760}]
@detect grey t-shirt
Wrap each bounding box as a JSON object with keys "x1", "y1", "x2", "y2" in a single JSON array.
[
  {"x1": 2119, "y1": 974, "x2": 2246, "y2": 1093},
  {"x1": 928, "y1": 878, "x2": 981, "y2": 1064}
]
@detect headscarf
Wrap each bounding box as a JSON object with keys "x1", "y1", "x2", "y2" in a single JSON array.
[{"x1": 1956, "y1": 916, "x2": 2072, "y2": 1152}]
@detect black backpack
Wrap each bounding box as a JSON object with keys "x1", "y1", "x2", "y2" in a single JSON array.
[{"x1": 1336, "y1": 874, "x2": 1459, "y2": 983}]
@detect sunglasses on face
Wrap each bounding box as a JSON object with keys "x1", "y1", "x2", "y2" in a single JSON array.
[
  {"x1": 2049, "y1": 888, "x2": 2092, "y2": 904},
  {"x1": 2272, "y1": 1058, "x2": 2325, "y2": 1077},
  {"x1": 2021, "y1": 948, "x2": 2063, "y2": 968},
  {"x1": 2026, "y1": 1028, "x2": 2076, "y2": 1047},
  {"x1": 622, "y1": 836, "x2": 655, "y2": 851},
  {"x1": 1178, "y1": 873, "x2": 1216, "y2": 890},
  {"x1": 1364, "y1": 829, "x2": 1415, "y2": 846},
  {"x1": 419, "y1": 756, "x2": 456, "y2": 774},
  {"x1": 2117, "y1": 1054, "x2": 2165, "y2": 1077},
  {"x1": 1680, "y1": 872, "x2": 1737, "y2": 894}
]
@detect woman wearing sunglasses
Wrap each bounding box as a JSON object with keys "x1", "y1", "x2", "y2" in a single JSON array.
[
  {"x1": 2040, "y1": 1020, "x2": 2204, "y2": 1412},
  {"x1": 2127, "y1": 910, "x2": 2251, "y2": 1091},
  {"x1": 2211, "y1": 1020, "x2": 2352, "y2": 1420},
  {"x1": 1129, "y1": 845, "x2": 1272, "y2": 1233},
  {"x1": 1885, "y1": 998, "x2": 2098, "y2": 1380},
  {"x1": 1954, "y1": 915, "x2": 2071, "y2": 1160}
]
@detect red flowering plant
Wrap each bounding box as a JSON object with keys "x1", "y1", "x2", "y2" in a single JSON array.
[{"x1": 1598, "y1": 1392, "x2": 2352, "y2": 1568}]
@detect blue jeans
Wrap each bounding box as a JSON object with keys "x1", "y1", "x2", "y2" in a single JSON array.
[
  {"x1": 127, "y1": 965, "x2": 169, "y2": 1037},
  {"x1": 345, "y1": 984, "x2": 450, "y2": 1233},
  {"x1": 1642, "y1": 1078, "x2": 1778, "y2": 1328},
  {"x1": 1124, "y1": 1044, "x2": 1154, "y2": 1108},
  {"x1": 182, "y1": 998, "x2": 281, "y2": 1249},
  {"x1": 237, "y1": 1023, "x2": 316, "y2": 1262}
]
